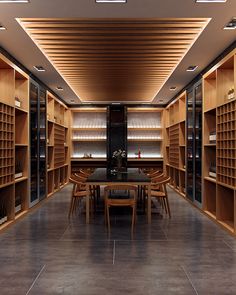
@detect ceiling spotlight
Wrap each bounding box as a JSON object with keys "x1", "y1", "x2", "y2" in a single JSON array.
[
  {"x1": 96, "y1": 0, "x2": 126, "y2": 3},
  {"x1": 159, "y1": 99, "x2": 164, "y2": 103},
  {"x1": 0, "y1": 25, "x2": 6, "y2": 30},
  {"x1": 34, "y1": 66, "x2": 45, "y2": 72},
  {"x1": 170, "y1": 87, "x2": 177, "y2": 91},
  {"x1": 0, "y1": 0, "x2": 29, "y2": 2},
  {"x1": 112, "y1": 102, "x2": 121, "y2": 105},
  {"x1": 187, "y1": 65, "x2": 198, "y2": 72},
  {"x1": 56, "y1": 86, "x2": 63, "y2": 91},
  {"x1": 195, "y1": 0, "x2": 227, "y2": 2},
  {"x1": 224, "y1": 17, "x2": 236, "y2": 30}
]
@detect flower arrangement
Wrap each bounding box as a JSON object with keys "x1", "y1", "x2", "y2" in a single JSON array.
[
  {"x1": 112, "y1": 149, "x2": 126, "y2": 170},
  {"x1": 112, "y1": 149, "x2": 126, "y2": 159}
]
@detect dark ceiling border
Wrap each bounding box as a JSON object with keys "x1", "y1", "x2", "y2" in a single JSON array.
[
  {"x1": 0, "y1": 45, "x2": 68, "y2": 106},
  {"x1": 167, "y1": 39, "x2": 236, "y2": 107}
]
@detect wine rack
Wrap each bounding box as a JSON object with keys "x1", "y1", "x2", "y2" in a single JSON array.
[
  {"x1": 0, "y1": 103, "x2": 14, "y2": 187},
  {"x1": 217, "y1": 100, "x2": 236, "y2": 188},
  {"x1": 54, "y1": 124, "x2": 65, "y2": 168},
  {"x1": 169, "y1": 124, "x2": 179, "y2": 168}
]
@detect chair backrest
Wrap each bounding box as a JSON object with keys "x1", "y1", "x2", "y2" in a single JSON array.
[
  {"x1": 74, "y1": 173, "x2": 87, "y2": 182},
  {"x1": 69, "y1": 176, "x2": 85, "y2": 194},
  {"x1": 79, "y1": 169, "x2": 91, "y2": 177},
  {"x1": 104, "y1": 185, "x2": 137, "y2": 200},
  {"x1": 156, "y1": 176, "x2": 171, "y2": 195}
]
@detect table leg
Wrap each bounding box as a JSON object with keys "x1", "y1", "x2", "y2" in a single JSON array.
[
  {"x1": 86, "y1": 184, "x2": 90, "y2": 224},
  {"x1": 147, "y1": 184, "x2": 151, "y2": 224}
]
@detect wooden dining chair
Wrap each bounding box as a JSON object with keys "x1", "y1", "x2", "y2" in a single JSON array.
[
  {"x1": 104, "y1": 185, "x2": 138, "y2": 232},
  {"x1": 68, "y1": 176, "x2": 87, "y2": 218},
  {"x1": 150, "y1": 176, "x2": 171, "y2": 218}
]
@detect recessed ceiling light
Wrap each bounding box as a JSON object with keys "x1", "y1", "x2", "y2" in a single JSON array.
[
  {"x1": 159, "y1": 99, "x2": 164, "y2": 103},
  {"x1": 56, "y1": 86, "x2": 63, "y2": 91},
  {"x1": 0, "y1": 0, "x2": 29, "y2": 2},
  {"x1": 96, "y1": 0, "x2": 126, "y2": 3},
  {"x1": 187, "y1": 65, "x2": 198, "y2": 72},
  {"x1": 34, "y1": 66, "x2": 45, "y2": 72},
  {"x1": 195, "y1": 0, "x2": 227, "y2": 2},
  {"x1": 224, "y1": 17, "x2": 236, "y2": 30},
  {"x1": 112, "y1": 102, "x2": 121, "y2": 105},
  {"x1": 0, "y1": 25, "x2": 6, "y2": 30},
  {"x1": 170, "y1": 87, "x2": 177, "y2": 91}
]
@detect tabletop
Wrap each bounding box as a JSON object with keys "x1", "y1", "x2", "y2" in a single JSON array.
[{"x1": 86, "y1": 168, "x2": 151, "y2": 183}]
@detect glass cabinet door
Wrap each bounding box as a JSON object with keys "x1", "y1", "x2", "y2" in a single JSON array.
[
  {"x1": 30, "y1": 82, "x2": 39, "y2": 206},
  {"x1": 186, "y1": 80, "x2": 202, "y2": 207},
  {"x1": 29, "y1": 80, "x2": 47, "y2": 206},
  {"x1": 186, "y1": 89, "x2": 194, "y2": 202},
  {"x1": 39, "y1": 88, "x2": 46, "y2": 200}
]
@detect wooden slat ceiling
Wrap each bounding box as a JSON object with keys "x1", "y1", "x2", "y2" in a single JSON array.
[{"x1": 19, "y1": 18, "x2": 209, "y2": 103}]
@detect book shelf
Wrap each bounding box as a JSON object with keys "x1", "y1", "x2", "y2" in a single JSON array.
[
  {"x1": 127, "y1": 108, "x2": 163, "y2": 160},
  {"x1": 165, "y1": 91, "x2": 186, "y2": 197},
  {"x1": 0, "y1": 53, "x2": 30, "y2": 228},
  {"x1": 46, "y1": 92, "x2": 70, "y2": 196},
  {"x1": 71, "y1": 108, "x2": 107, "y2": 160},
  {"x1": 203, "y1": 48, "x2": 236, "y2": 234}
]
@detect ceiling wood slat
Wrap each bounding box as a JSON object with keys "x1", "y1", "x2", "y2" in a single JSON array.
[{"x1": 19, "y1": 18, "x2": 209, "y2": 102}]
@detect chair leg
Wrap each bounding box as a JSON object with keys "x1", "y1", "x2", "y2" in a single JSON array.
[
  {"x1": 107, "y1": 205, "x2": 111, "y2": 232},
  {"x1": 165, "y1": 197, "x2": 171, "y2": 218},
  {"x1": 68, "y1": 197, "x2": 74, "y2": 219},
  {"x1": 131, "y1": 205, "x2": 135, "y2": 232}
]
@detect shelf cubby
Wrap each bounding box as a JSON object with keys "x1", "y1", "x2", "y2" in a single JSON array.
[
  {"x1": 203, "y1": 109, "x2": 216, "y2": 145},
  {"x1": 15, "y1": 179, "x2": 28, "y2": 213},
  {"x1": 204, "y1": 179, "x2": 216, "y2": 219},
  {"x1": 15, "y1": 108, "x2": 28, "y2": 145},
  {"x1": 71, "y1": 108, "x2": 107, "y2": 159},
  {"x1": 15, "y1": 71, "x2": 29, "y2": 112},
  {"x1": 203, "y1": 70, "x2": 217, "y2": 112},
  {"x1": 179, "y1": 170, "x2": 186, "y2": 196},
  {"x1": 15, "y1": 146, "x2": 28, "y2": 179},
  {"x1": 47, "y1": 170, "x2": 54, "y2": 196},
  {"x1": 0, "y1": 63, "x2": 15, "y2": 106},
  {"x1": 204, "y1": 146, "x2": 216, "y2": 180},
  {"x1": 54, "y1": 168, "x2": 60, "y2": 190},
  {"x1": 217, "y1": 184, "x2": 235, "y2": 232},
  {"x1": 217, "y1": 56, "x2": 235, "y2": 107},
  {"x1": 0, "y1": 185, "x2": 14, "y2": 224},
  {"x1": 179, "y1": 93, "x2": 186, "y2": 122},
  {"x1": 169, "y1": 123, "x2": 179, "y2": 168}
]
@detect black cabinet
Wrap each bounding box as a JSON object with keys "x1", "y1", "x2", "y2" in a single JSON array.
[
  {"x1": 107, "y1": 106, "x2": 127, "y2": 169},
  {"x1": 29, "y1": 80, "x2": 47, "y2": 206},
  {"x1": 186, "y1": 80, "x2": 202, "y2": 207}
]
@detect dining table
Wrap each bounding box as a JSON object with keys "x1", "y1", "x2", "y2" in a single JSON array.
[{"x1": 85, "y1": 168, "x2": 152, "y2": 224}]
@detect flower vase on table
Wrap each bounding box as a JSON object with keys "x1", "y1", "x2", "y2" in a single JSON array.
[{"x1": 112, "y1": 149, "x2": 126, "y2": 172}]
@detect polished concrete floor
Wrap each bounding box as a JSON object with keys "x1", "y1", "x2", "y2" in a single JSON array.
[{"x1": 1, "y1": 185, "x2": 236, "y2": 295}]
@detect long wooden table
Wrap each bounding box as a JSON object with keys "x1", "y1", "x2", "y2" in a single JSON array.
[{"x1": 85, "y1": 168, "x2": 151, "y2": 224}]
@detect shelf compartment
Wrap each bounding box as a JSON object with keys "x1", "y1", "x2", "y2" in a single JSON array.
[
  {"x1": 204, "y1": 145, "x2": 216, "y2": 179},
  {"x1": 127, "y1": 110, "x2": 162, "y2": 129},
  {"x1": 15, "y1": 71, "x2": 29, "y2": 112},
  {"x1": 0, "y1": 185, "x2": 14, "y2": 224},
  {"x1": 204, "y1": 109, "x2": 216, "y2": 145},
  {"x1": 179, "y1": 170, "x2": 186, "y2": 196},
  {"x1": 217, "y1": 184, "x2": 235, "y2": 232},
  {"x1": 0, "y1": 68, "x2": 15, "y2": 106},
  {"x1": 48, "y1": 170, "x2": 54, "y2": 196},
  {"x1": 128, "y1": 141, "x2": 162, "y2": 159},
  {"x1": 15, "y1": 146, "x2": 28, "y2": 179},
  {"x1": 179, "y1": 93, "x2": 186, "y2": 122},
  {"x1": 15, "y1": 108, "x2": 28, "y2": 145},
  {"x1": 204, "y1": 179, "x2": 216, "y2": 219},
  {"x1": 54, "y1": 168, "x2": 60, "y2": 191},
  {"x1": 203, "y1": 70, "x2": 217, "y2": 112},
  {"x1": 217, "y1": 56, "x2": 235, "y2": 107},
  {"x1": 15, "y1": 179, "x2": 28, "y2": 213}
]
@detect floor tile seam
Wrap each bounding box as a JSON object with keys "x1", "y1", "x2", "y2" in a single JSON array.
[
  {"x1": 180, "y1": 265, "x2": 199, "y2": 295},
  {"x1": 25, "y1": 264, "x2": 46, "y2": 295}
]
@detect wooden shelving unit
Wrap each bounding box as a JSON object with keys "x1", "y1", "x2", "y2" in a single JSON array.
[
  {"x1": 127, "y1": 108, "x2": 163, "y2": 161},
  {"x1": 71, "y1": 108, "x2": 107, "y2": 160},
  {"x1": 202, "y1": 48, "x2": 236, "y2": 234},
  {"x1": 165, "y1": 91, "x2": 186, "y2": 196},
  {"x1": 0, "y1": 53, "x2": 30, "y2": 228},
  {"x1": 46, "y1": 92, "x2": 70, "y2": 197}
]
